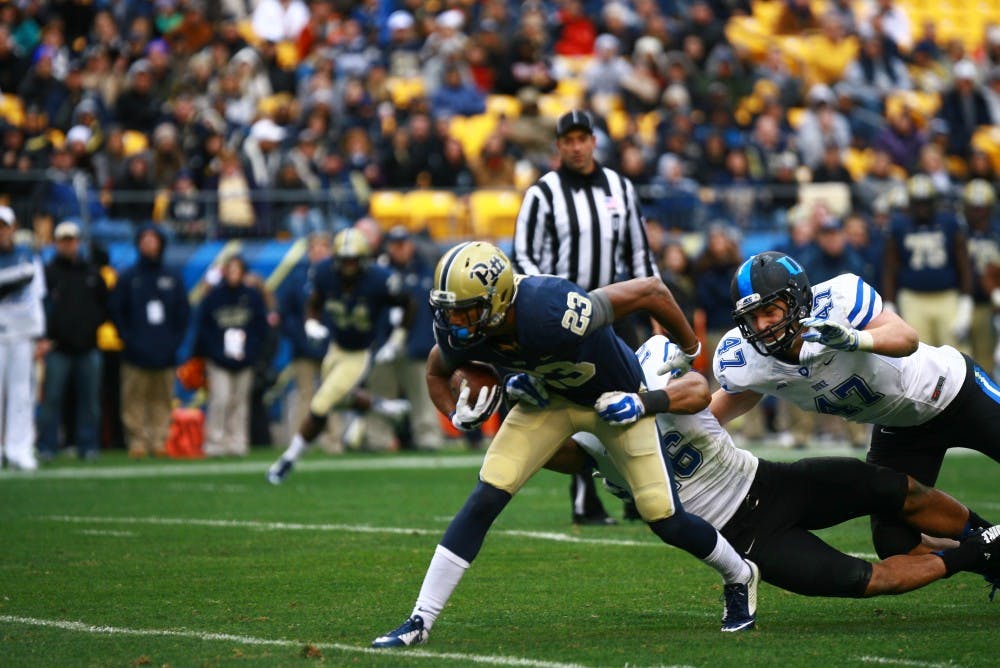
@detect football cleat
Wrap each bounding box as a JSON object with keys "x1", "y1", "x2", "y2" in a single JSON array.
[
  {"x1": 721, "y1": 560, "x2": 759, "y2": 632},
  {"x1": 972, "y1": 525, "x2": 1000, "y2": 577},
  {"x1": 266, "y1": 457, "x2": 294, "y2": 485},
  {"x1": 573, "y1": 513, "x2": 618, "y2": 526},
  {"x1": 371, "y1": 614, "x2": 428, "y2": 648}
]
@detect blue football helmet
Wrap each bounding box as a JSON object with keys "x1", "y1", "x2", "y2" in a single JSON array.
[{"x1": 731, "y1": 251, "x2": 812, "y2": 356}]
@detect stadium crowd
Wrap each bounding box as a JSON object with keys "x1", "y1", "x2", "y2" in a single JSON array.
[{"x1": 0, "y1": 0, "x2": 1000, "y2": 464}]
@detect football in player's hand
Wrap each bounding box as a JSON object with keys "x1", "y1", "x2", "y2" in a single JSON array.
[{"x1": 450, "y1": 362, "x2": 501, "y2": 401}]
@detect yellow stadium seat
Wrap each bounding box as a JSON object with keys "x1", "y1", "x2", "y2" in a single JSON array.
[
  {"x1": 122, "y1": 130, "x2": 149, "y2": 157},
  {"x1": 842, "y1": 148, "x2": 873, "y2": 182},
  {"x1": 152, "y1": 188, "x2": 171, "y2": 222},
  {"x1": 0, "y1": 94, "x2": 25, "y2": 127},
  {"x1": 386, "y1": 77, "x2": 426, "y2": 108},
  {"x1": 606, "y1": 109, "x2": 630, "y2": 140},
  {"x1": 368, "y1": 190, "x2": 411, "y2": 231},
  {"x1": 486, "y1": 95, "x2": 521, "y2": 119},
  {"x1": 537, "y1": 93, "x2": 574, "y2": 119},
  {"x1": 406, "y1": 190, "x2": 466, "y2": 240},
  {"x1": 275, "y1": 40, "x2": 300, "y2": 69},
  {"x1": 786, "y1": 107, "x2": 807, "y2": 130},
  {"x1": 450, "y1": 113, "x2": 497, "y2": 160},
  {"x1": 468, "y1": 189, "x2": 523, "y2": 242}
]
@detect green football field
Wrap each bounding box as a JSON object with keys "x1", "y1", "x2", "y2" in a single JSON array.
[{"x1": 1, "y1": 445, "x2": 997, "y2": 667}]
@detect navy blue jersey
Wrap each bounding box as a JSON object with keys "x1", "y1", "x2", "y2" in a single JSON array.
[
  {"x1": 966, "y1": 223, "x2": 1000, "y2": 304},
  {"x1": 310, "y1": 260, "x2": 404, "y2": 351},
  {"x1": 889, "y1": 212, "x2": 964, "y2": 292},
  {"x1": 436, "y1": 275, "x2": 644, "y2": 406}
]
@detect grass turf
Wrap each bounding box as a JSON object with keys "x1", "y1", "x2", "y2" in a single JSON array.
[{"x1": 0, "y1": 446, "x2": 996, "y2": 667}]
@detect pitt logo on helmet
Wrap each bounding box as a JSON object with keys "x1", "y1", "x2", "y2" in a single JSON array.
[{"x1": 430, "y1": 242, "x2": 517, "y2": 347}]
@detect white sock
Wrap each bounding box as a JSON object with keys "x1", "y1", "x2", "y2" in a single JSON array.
[
  {"x1": 411, "y1": 545, "x2": 470, "y2": 630},
  {"x1": 284, "y1": 433, "x2": 309, "y2": 462},
  {"x1": 702, "y1": 530, "x2": 751, "y2": 584}
]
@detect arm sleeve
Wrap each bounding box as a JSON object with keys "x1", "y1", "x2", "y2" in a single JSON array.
[
  {"x1": 834, "y1": 274, "x2": 883, "y2": 330},
  {"x1": 512, "y1": 185, "x2": 549, "y2": 275},
  {"x1": 584, "y1": 287, "x2": 614, "y2": 334}
]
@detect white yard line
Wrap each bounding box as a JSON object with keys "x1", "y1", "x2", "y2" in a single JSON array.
[
  {"x1": 857, "y1": 656, "x2": 957, "y2": 668},
  {"x1": 0, "y1": 614, "x2": 593, "y2": 668},
  {"x1": 43, "y1": 515, "x2": 660, "y2": 548},
  {"x1": 0, "y1": 447, "x2": 985, "y2": 482},
  {"x1": 0, "y1": 454, "x2": 486, "y2": 480}
]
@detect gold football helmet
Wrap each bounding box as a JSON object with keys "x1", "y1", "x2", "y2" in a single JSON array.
[
  {"x1": 332, "y1": 228, "x2": 371, "y2": 278},
  {"x1": 964, "y1": 179, "x2": 997, "y2": 208},
  {"x1": 430, "y1": 241, "x2": 516, "y2": 346}
]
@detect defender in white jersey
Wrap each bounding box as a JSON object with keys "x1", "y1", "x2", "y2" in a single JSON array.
[
  {"x1": 710, "y1": 251, "x2": 999, "y2": 561},
  {"x1": 584, "y1": 335, "x2": 1000, "y2": 598}
]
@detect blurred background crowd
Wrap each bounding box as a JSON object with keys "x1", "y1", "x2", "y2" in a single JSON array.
[{"x1": 1, "y1": 0, "x2": 1000, "y2": 463}]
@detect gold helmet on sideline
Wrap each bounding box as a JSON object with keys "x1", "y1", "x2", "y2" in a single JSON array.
[
  {"x1": 430, "y1": 241, "x2": 516, "y2": 346},
  {"x1": 332, "y1": 227, "x2": 371, "y2": 278},
  {"x1": 964, "y1": 179, "x2": 997, "y2": 208}
]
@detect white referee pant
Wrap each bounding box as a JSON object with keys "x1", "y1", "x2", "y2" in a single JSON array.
[{"x1": 0, "y1": 338, "x2": 37, "y2": 469}]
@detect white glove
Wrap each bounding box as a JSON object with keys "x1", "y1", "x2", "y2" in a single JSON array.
[
  {"x1": 799, "y1": 317, "x2": 874, "y2": 352},
  {"x1": 304, "y1": 318, "x2": 329, "y2": 341},
  {"x1": 374, "y1": 327, "x2": 406, "y2": 364},
  {"x1": 952, "y1": 295, "x2": 973, "y2": 342},
  {"x1": 451, "y1": 383, "x2": 500, "y2": 431},
  {"x1": 595, "y1": 391, "x2": 645, "y2": 426},
  {"x1": 503, "y1": 372, "x2": 549, "y2": 407},
  {"x1": 656, "y1": 340, "x2": 700, "y2": 377}
]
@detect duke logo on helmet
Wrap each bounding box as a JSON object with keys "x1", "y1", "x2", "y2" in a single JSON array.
[{"x1": 730, "y1": 251, "x2": 812, "y2": 356}]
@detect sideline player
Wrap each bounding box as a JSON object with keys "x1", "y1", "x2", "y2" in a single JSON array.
[
  {"x1": 371, "y1": 242, "x2": 759, "y2": 648},
  {"x1": 267, "y1": 227, "x2": 412, "y2": 483},
  {"x1": 570, "y1": 335, "x2": 1000, "y2": 599},
  {"x1": 708, "y1": 251, "x2": 999, "y2": 562}
]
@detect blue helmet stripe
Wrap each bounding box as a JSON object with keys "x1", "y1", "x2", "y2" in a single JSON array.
[
  {"x1": 736, "y1": 257, "x2": 755, "y2": 298},
  {"x1": 437, "y1": 242, "x2": 471, "y2": 292}
]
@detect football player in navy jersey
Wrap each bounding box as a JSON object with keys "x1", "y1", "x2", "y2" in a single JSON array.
[
  {"x1": 708, "y1": 251, "x2": 1000, "y2": 574},
  {"x1": 882, "y1": 174, "x2": 973, "y2": 348},
  {"x1": 267, "y1": 227, "x2": 414, "y2": 483},
  {"x1": 372, "y1": 241, "x2": 761, "y2": 649},
  {"x1": 960, "y1": 179, "x2": 1000, "y2": 370}
]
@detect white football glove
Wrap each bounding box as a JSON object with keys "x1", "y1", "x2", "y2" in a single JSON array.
[
  {"x1": 595, "y1": 391, "x2": 645, "y2": 426},
  {"x1": 304, "y1": 318, "x2": 329, "y2": 341},
  {"x1": 451, "y1": 383, "x2": 500, "y2": 431},
  {"x1": 655, "y1": 340, "x2": 701, "y2": 377},
  {"x1": 374, "y1": 327, "x2": 406, "y2": 364},
  {"x1": 503, "y1": 372, "x2": 549, "y2": 408},
  {"x1": 952, "y1": 295, "x2": 973, "y2": 342},
  {"x1": 799, "y1": 317, "x2": 873, "y2": 352}
]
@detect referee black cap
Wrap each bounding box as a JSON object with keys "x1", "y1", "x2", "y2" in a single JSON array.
[{"x1": 556, "y1": 110, "x2": 594, "y2": 137}]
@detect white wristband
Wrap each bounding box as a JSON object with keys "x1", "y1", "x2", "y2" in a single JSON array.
[{"x1": 856, "y1": 329, "x2": 875, "y2": 352}]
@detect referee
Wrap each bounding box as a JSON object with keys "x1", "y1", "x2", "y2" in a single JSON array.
[{"x1": 511, "y1": 110, "x2": 657, "y2": 525}]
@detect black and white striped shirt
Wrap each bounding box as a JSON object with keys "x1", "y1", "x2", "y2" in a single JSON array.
[{"x1": 511, "y1": 164, "x2": 656, "y2": 291}]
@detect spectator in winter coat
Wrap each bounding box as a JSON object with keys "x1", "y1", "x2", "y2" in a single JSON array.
[
  {"x1": 195, "y1": 255, "x2": 269, "y2": 457},
  {"x1": 37, "y1": 221, "x2": 108, "y2": 462},
  {"x1": 109, "y1": 225, "x2": 190, "y2": 458}
]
